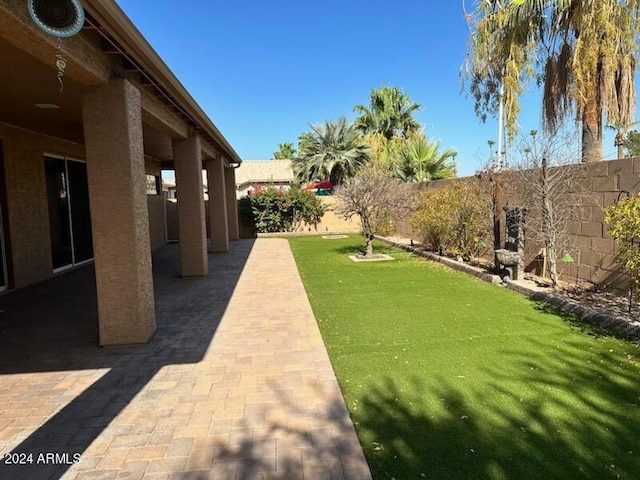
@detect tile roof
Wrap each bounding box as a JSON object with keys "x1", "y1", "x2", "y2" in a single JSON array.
[{"x1": 235, "y1": 160, "x2": 294, "y2": 187}]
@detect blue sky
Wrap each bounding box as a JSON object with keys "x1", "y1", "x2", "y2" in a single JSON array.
[{"x1": 115, "y1": 0, "x2": 620, "y2": 177}]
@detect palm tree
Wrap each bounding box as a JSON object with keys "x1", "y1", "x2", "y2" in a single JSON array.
[
  {"x1": 362, "y1": 131, "x2": 413, "y2": 170},
  {"x1": 625, "y1": 130, "x2": 640, "y2": 157},
  {"x1": 354, "y1": 86, "x2": 422, "y2": 140},
  {"x1": 395, "y1": 136, "x2": 457, "y2": 183},
  {"x1": 292, "y1": 117, "x2": 372, "y2": 186},
  {"x1": 272, "y1": 142, "x2": 296, "y2": 159},
  {"x1": 465, "y1": 0, "x2": 639, "y2": 163}
]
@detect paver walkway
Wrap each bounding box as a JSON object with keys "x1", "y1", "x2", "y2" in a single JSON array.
[{"x1": 0, "y1": 239, "x2": 371, "y2": 479}]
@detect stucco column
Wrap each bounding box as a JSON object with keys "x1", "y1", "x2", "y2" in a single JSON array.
[
  {"x1": 82, "y1": 79, "x2": 156, "y2": 346},
  {"x1": 174, "y1": 136, "x2": 208, "y2": 276},
  {"x1": 206, "y1": 157, "x2": 229, "y2": 252},
  {"x1": 225, "y1": 166, "x2": 239, "y2": 240}
]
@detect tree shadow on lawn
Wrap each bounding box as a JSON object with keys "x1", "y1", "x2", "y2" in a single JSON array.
[
  {"x1": 332, "y1": 244, "x2": 395, "y2": 256},
  {"x1": 356, "y1": 339, "x2": 640, "y2": 480},
  {"x1": 531, "y1": 300, "x2": 636, "y2": 341}
]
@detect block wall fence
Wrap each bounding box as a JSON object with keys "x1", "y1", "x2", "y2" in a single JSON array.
[
  {"x1": 394, "y1": 157, "x2": 640, "y2": 290},
  {"x1": 233, "y1": 196, "x2": 361, "y2": 238}
]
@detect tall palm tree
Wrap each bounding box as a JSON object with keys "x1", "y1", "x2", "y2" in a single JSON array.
[
  {"x1": 396, "y1": 136, "x2": 457, "y2": 182},
  {"x1": 465, "y1": 0, "x2": 639, "y2": 163},
  {"x1": 272, "y1": 142, "x2": 296, "y2": 160},
  {"x1": 354, "y1": 86, "x2": 422, "y2": 140},
  {"x1": 293, "y1": 118, "x2": 372, "y2": 186}
]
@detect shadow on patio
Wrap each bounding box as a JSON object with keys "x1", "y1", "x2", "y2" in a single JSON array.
[{"x1": 0, "y1": 239, "x2": 254, "y2": 478}]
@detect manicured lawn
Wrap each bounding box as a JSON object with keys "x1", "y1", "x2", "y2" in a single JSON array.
[{"x1": 289, "y1": 235, "x2": 640, "y2": 480}]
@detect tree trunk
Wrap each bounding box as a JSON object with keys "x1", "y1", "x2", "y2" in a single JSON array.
[
  {"x1": 330, "y1": 166, "x2": 344, "y2": 187},
  {"x1": 361, "y1": 214, "x2": 374, "y2": 257},
  {"x1": 581, "y1": 72, "x2": 603, "y2": 163},
  {"x1": 541, "y1": 157, "x2": 558, "y2": 286},
  {"x1": 365, "y1": 236, "x2": 373, "y2": 257},
  {"x1": 492, "y1": 174, "x2": 502, "y2": 273}
]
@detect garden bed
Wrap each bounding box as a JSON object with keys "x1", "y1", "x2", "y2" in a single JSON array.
[{"x1": 376, "y1": 235, "x2": 640, "y2": 339}]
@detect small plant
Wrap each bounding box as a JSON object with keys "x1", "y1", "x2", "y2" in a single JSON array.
[{"x1": 604, "y1": 195, "x2": 640, "y2": 310}]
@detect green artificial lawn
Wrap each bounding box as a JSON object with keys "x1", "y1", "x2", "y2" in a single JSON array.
[{"x1": 288, "y1": 236, "x2": 640, "y2": 480}]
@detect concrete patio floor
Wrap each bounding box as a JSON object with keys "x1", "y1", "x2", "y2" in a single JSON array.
[{"x1": 0, "y1": 239, "x2": 371, "y2": 479}]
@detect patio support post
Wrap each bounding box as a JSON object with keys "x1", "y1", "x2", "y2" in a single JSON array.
[
  {"x1": 82, "y1": 79, "x2": 156, "y2": 346},
  {"x1": 205, "y1": 156, "x2": 229, "y2": 252},
  {"x1": 174, "y1": 136, "x2": 208, "y2": 276},
  {"x1": 225, "y1": 166, "x2": 239, "y2": 240}
]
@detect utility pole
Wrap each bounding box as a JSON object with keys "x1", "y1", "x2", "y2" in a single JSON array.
[{"x1": 496, "y1": 81, "x2": 505, "y2": 170}]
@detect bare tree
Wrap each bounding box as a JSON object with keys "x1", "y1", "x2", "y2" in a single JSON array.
[
  {"x1": 510, "y1": 131, "x2": 585, "y2": 286},
  {"x1": 334, "y1": 166, "x2": 412, "y2": 257}
]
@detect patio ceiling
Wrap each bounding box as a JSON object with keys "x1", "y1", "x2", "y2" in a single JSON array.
[
  {"x1": 0, "y1": 0, "x2": 241, "y2": 166},
  {"x1": 0, "y1": 37, "x2": 84, "y2": 144}
]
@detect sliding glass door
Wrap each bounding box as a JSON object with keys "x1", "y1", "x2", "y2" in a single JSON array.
[
  {"x1": 0, "y1": 141, "x2": 8, "y2": 292},
  {"x1": 45, "y1": 156, "x2": 93, "y2": 272}
]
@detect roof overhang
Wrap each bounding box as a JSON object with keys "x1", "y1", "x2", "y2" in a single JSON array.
[{"x1": 0, "y1": 0, "x2": 241, "y2": 166}]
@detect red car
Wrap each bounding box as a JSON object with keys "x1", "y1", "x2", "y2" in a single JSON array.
[{"x1": 301, "y1": 180, "x2": 332, "y2": 192}]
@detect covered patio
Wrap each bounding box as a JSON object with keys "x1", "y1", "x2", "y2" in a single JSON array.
[{"x1": 0, "y1": 0, "x2": 241, "y2": 347}]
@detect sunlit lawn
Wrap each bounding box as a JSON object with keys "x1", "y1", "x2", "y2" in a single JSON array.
[{"x1": 289, "y1": 235, "x2": 640, "y2": 480}]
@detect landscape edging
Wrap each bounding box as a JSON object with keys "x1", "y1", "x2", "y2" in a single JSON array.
[{"x1": 375, "y1": 235, "x2": 640, "y2": 339}]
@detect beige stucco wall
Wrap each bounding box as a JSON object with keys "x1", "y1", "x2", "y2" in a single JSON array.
[
  {"x1": 165, "y1": 199, "x2": 214, "y2": 243},
  {"x1": 147, "y1": 194, "x2": 167, "y2": 250},
  {"x1": 0, "y1": 123, "x2": 85, "y2": 288},
  {"x1": 0, "y1": 122, "x2": 167, "y2": 290},
  {"x1": 311, "y1": 197, "x2": 361, "y2": 233},
  {"x1": 166, "y1": 199, "x2": 179, "y2": 241}
]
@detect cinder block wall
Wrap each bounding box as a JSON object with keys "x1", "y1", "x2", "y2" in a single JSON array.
[
  {"x1": 395, "y1": 157, "x2": 640, "y2": 290},
  {"x1": 561, "y1": 159, "x2": 640, "y2": 288}
]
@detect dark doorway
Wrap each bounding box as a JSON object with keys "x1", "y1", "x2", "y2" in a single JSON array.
[
  {"x1": 45, "y1": 157, "x2": 93, "y2": 271},
  {"x1": 0, "y1": 141, "x2": 7, "y2": 291}
]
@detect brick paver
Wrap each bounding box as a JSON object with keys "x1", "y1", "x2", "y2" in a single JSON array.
[{"x1": 0, "y1": 239, "x2": 371, "y2": 479}]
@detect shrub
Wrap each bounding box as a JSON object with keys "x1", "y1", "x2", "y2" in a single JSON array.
[
  {"x1": 371, "y1": 212, "x2": 396, "y2": 237},
  {"x1": 242, "y1": 185, "x2": 326, "y2": 233},
  {"x1": 287, "y1": 187, "x2": 326, "y2": 231},
  {"x1": 604, "y1": 195, "x2": 640, "y2": 296},
  {"x1": 410, "y1": 181, "x2": 491, "y2": 260},
  {"x1": 410, "y1": 186, "x2": 456, "y2": 254}
]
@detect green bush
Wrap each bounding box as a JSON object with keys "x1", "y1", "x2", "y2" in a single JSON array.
[
  {"x1": 604, "y1": 195, "x2": 640, "y2": 294},
  {"x1": 410, "y1": 180, "x2": 491, "y2": 260},
  {"x1": 242, "y1": 185, "x2": 326, "y2": 233},
  {"x1": 372, "y1": 212, "x2": 396, "y2": 237}
]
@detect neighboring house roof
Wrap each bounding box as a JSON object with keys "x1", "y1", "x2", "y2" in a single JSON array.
[{"x1": 235, "y1": 160, "x2": 295, "y2": 189}]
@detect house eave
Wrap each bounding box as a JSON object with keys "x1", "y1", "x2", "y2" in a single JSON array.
[{"x1": 83, "y1": 0, "x2": 242, "y2": 165}]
